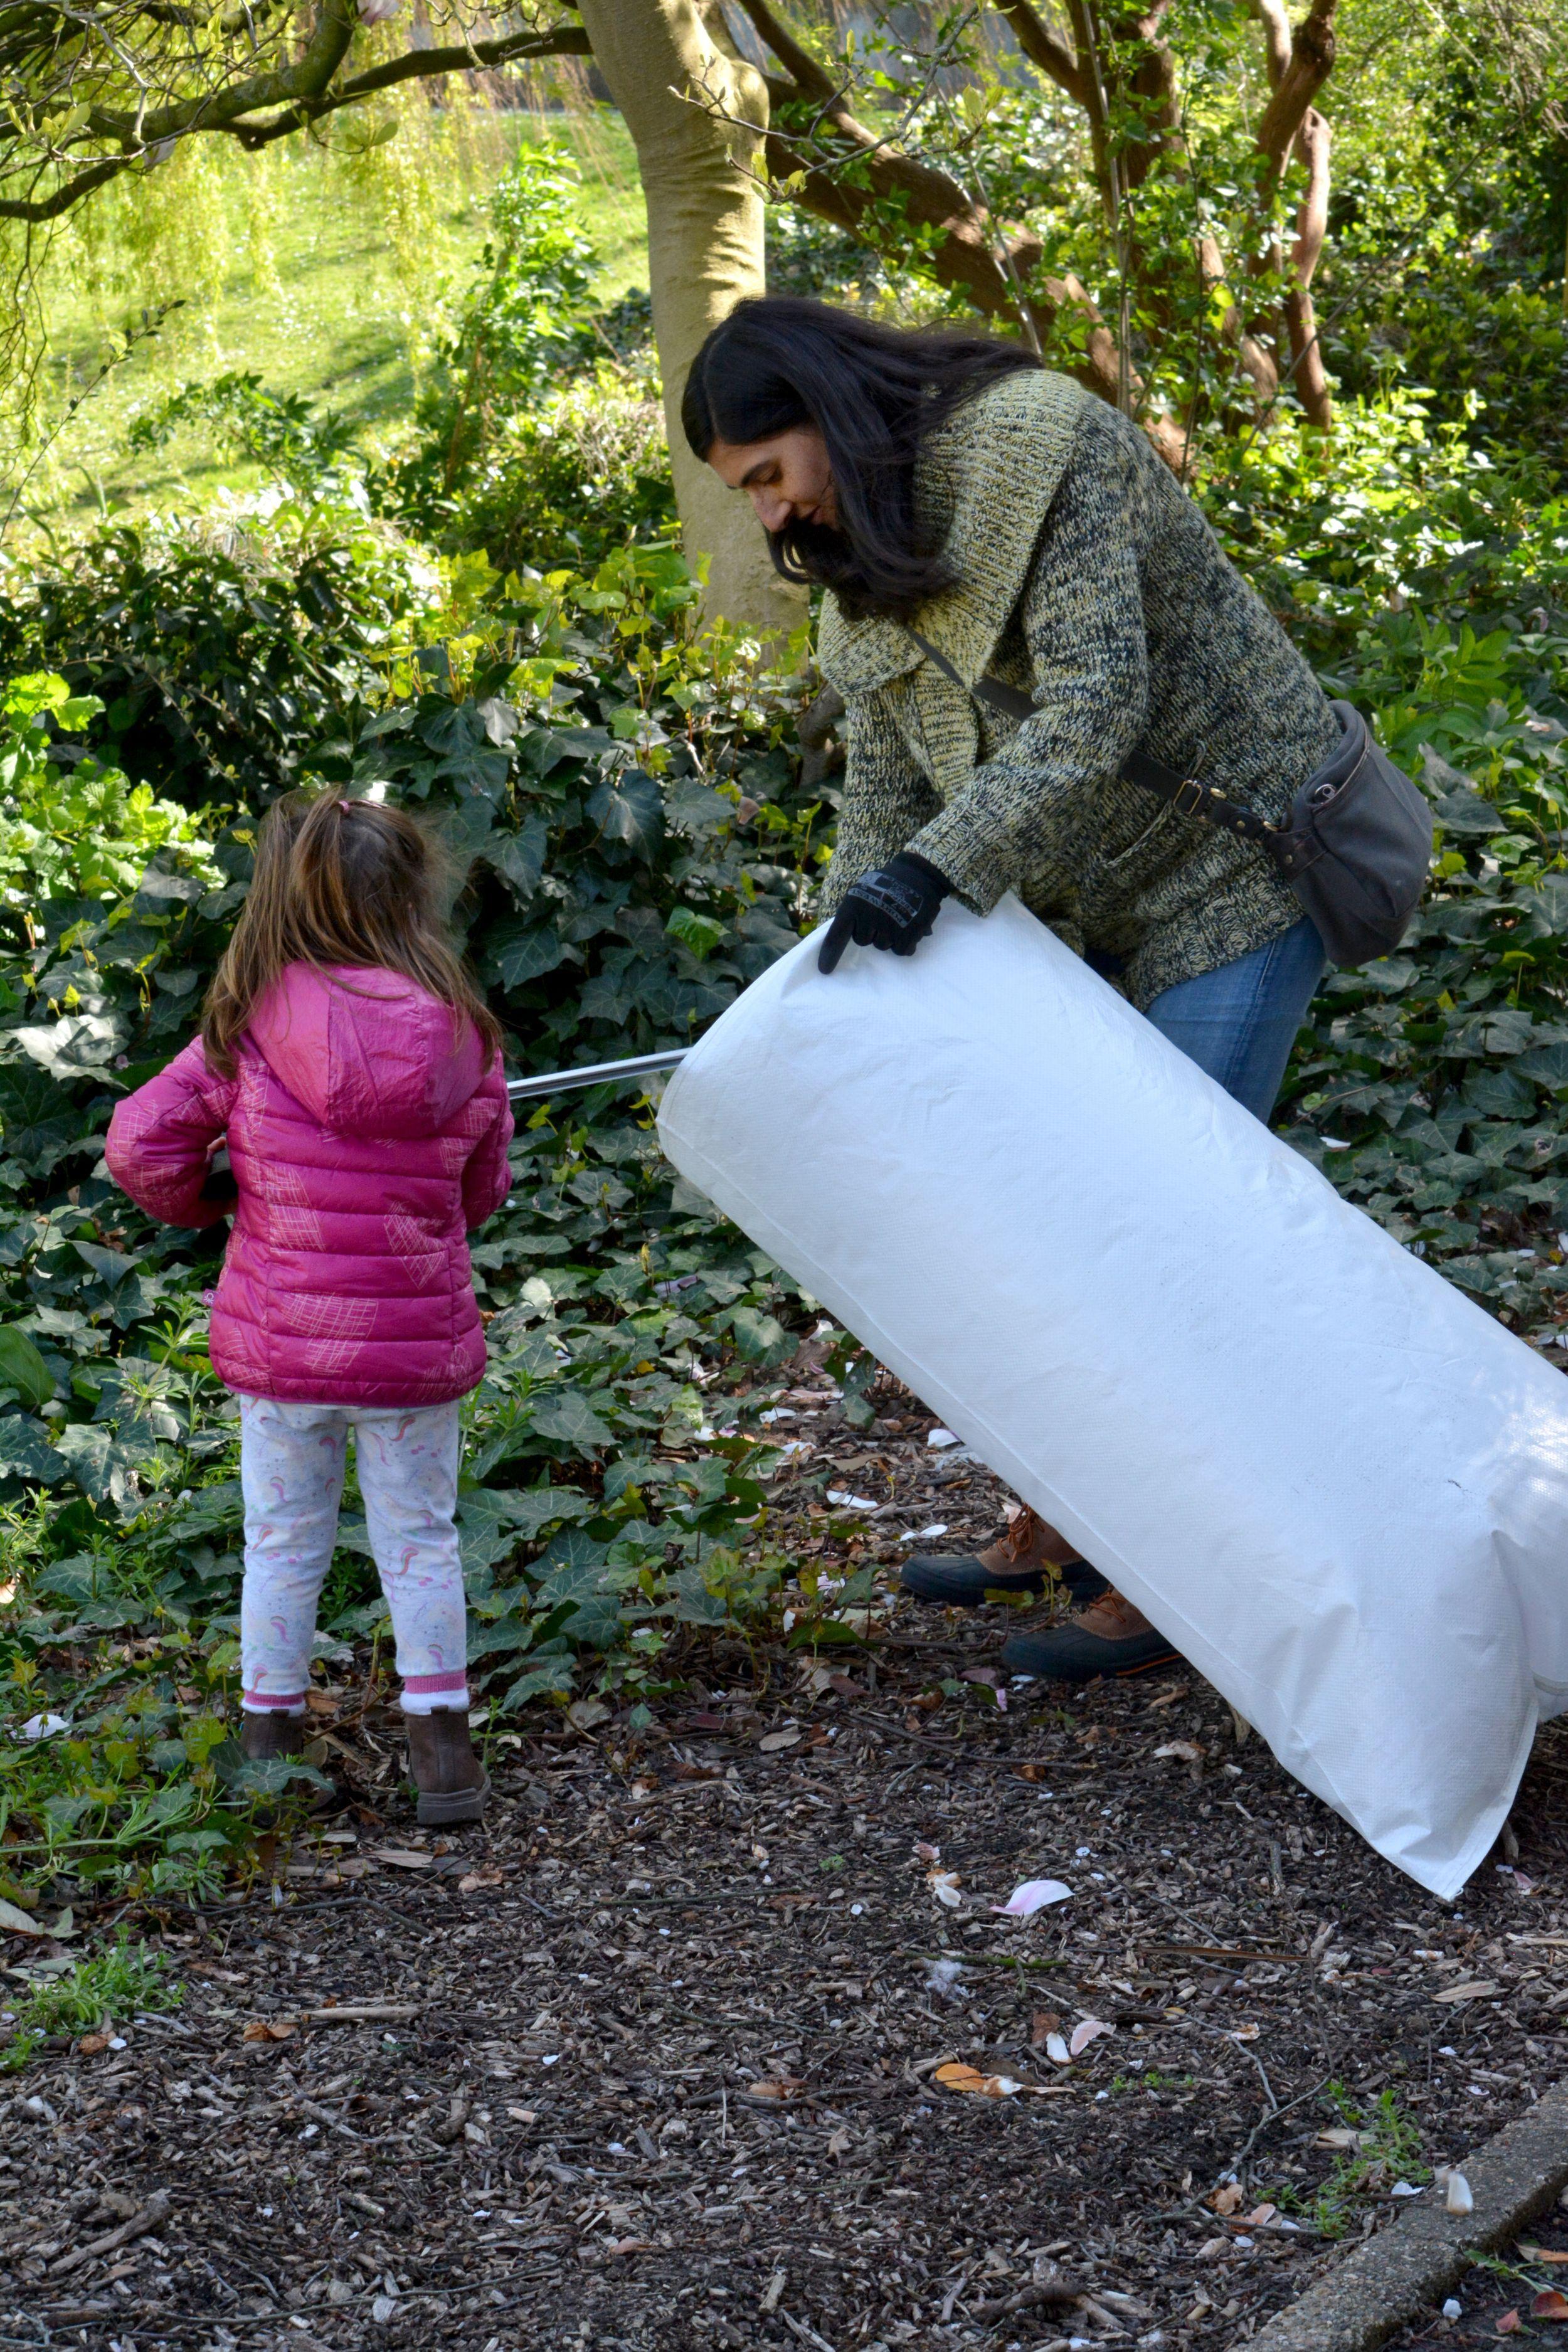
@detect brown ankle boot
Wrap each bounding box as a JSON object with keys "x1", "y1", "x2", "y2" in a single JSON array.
[
  {"x1": 902, "y1": 1507, "x2": 1110, "y2": 1608},
  {"x1": 241, "y1": 1711, "x2": 307, "y2": 1761},
  {"x1": 405, "y1": 1709, "x2": 489, "y2": 1826}
]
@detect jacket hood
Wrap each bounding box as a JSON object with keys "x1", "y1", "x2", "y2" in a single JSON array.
[{"x1": 247, "y1": 963, "x2": 489, "y2": 1140}]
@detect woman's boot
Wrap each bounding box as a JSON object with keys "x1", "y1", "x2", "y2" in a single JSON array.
[
  {"x1": 405, "y1": 1709, "x2": 490, "y2": 1827},
  {"x1": 1001, "y1": 1587, "x2": 1179, "y2": 1682},
  {"x1": 901, "y1": 1505, "x2": 1109, "y2": 1607}
]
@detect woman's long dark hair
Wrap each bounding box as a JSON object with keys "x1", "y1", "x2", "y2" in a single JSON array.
[{"x1": 682, "y1": 297, "x2": 1040, "y2": 621}]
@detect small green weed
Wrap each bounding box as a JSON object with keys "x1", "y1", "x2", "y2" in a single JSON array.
[
  {"x1": 1285, "y1": 2085, "x2": 1431, "y2": 2238},
  {"x1": 0, "y1": 1936, "x2": 179, "y2": 2069}
]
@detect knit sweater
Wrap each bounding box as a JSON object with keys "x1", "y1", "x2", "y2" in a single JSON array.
[{"x1": 815, "y1": 371, "x2": 1340, "y2": 1008}]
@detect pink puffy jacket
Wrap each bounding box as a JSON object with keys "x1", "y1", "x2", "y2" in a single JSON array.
[{"x1": 105, "y1": 963, "x2": 514, "y2": 1408}]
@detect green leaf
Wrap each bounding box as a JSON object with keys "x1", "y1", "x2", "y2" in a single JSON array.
[
  {"x1": 529, "y1": 1389, "x2": 617, "y2": 1451},
  {"x1": 498, "y1": 1661, "x2": 577, "y2": 1711},
  {"x1": 0, "y1": 1065, "x2": 82, "y2": 1173},
  {"x1": 586, "y1": 769, "x2": 664, "y2": 861},
  {"x1": 0, "y1": 1414, "x2": 64, "y2": 1484},
  {"x1": 0, "y1": 1327, "x2": 54, "y2": 1412},
  {"x1": 724, "y1": 1305, "x2": 793, "y2": 1366},
  {"x1": 666, "y1": 906, "x2": 726, "y2": 962},
  {"x1": 485, "y1": 921, "x2": 572, "y2": 992}
]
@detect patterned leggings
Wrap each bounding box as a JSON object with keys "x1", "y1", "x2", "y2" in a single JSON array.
[{"x1": 238, "y1": 1396, "x2": 468, "y2": 1716}]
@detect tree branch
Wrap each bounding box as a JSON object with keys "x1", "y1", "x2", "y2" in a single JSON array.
[
  {"x1": 1248, "y1": 0, "x2": 1293, "y2": 89},
  {"x1": 226, "y1": 21, "x2": 591, "y2": 144},
  {"x1": 1255, "y1": 0, "x2": 1337, "y2": 177},
  {"x1": 994, "y1": 0, "x2": 1091, "y2": 109},
  {"x1": 0, "y1": 156, "x2": 125, "y2": 223},
  {"x1": 729, "y1": 0, "x2": 835, "y2": 104}
]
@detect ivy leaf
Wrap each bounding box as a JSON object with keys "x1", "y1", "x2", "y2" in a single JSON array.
[
  {"x1": 74, "y1": 1240, "x2": 139, "y2": 1288},
  {"x1": 724, "y1": 1305, "x2": 794, "y2": 1366},
  {"x1": 666, "y1": 906, "x2": 726, "y2": 962},
  {"x1": 0, "y1": 1326, "x2": 55, "y2": 1412},
  {"x1": 586, "y1": 769, "x2": 664, "y2": 861},
  {"x1": 0, "y1": 1413, "x2": 64, "y2": 1484},
  {"x1": 484, "y1": 921, "x2": 573, "y2": 992},
  {"x1": 484, "y1": 817, "x2": 549, "y2": 903},
  {"x1": 0, "y1": 1065, "x2": 82, "y2": 1173},
  {"x1": 529, "y1": 1389, "x2": 617, "y2": 1452}
]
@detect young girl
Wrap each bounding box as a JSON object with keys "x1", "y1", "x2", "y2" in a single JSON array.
[{"x1": 106, "y1": 791, "x2": 514, "y2": 1824}]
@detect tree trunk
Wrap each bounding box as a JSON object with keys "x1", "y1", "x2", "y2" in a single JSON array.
[{"x1": 575, "y1": 0, "x2": 804, "y2": 637}]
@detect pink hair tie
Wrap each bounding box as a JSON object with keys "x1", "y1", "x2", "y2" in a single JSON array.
[{"x1": 339, "y1": 799, "x2": 354, "y2": 812}]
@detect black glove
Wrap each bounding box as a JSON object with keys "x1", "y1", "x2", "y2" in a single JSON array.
[{"x1": 817, "y1": 852, "x2": 953, "y2": 976}]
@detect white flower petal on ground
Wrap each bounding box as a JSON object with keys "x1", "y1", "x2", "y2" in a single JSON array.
[{"x1": 990, "y1": 1878, "x2": 1073, "y2": 1917}]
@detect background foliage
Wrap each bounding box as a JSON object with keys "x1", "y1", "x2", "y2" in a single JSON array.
[{"x1": 0, "y1": 19, "x2": 1563, "y2": 1924}]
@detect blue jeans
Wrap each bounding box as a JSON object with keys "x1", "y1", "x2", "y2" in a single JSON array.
[{"x1": 1144, "y1": 916, "x2": 1326, "y2": 1121}]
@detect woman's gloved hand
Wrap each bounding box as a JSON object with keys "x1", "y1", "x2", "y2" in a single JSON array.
[{"x1": 817, "y1": 852, "x2": 953, "y2": 975}]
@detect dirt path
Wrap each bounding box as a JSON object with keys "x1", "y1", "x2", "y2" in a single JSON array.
[{"x1": 5, "y1": 1421, "x2": 1568, "y2": 2352}]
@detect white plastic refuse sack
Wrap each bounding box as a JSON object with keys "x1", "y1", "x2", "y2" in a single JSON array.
[{"x1": 658, "y1": 894, "x2": 1568, "y2": 1897}]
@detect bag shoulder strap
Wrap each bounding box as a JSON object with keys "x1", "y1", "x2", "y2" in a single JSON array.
[{"x1": 904, "y1": 627, "x2": 1286, "y2": 867}]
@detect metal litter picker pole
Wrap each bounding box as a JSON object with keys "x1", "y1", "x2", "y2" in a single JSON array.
[{"x1": 506, "y1": 1048, "x2": 689, "y2": 1104}]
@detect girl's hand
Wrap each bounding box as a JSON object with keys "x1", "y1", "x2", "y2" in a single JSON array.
[{"x1": 817, "y1": 852, "x2": 953, "y2": 974}]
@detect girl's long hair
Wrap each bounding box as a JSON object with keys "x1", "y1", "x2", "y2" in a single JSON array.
[
  {"x1": 202, "y1": 790, "x2": 502, "y2": 1079},
  {"x1": 681, "y1": 297, "x2": 1040, "y2": 622}
]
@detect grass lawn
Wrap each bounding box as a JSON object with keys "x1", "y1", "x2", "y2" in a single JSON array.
[{"x1": 23, "y1": 105, "x2": 648, "y2": 528}]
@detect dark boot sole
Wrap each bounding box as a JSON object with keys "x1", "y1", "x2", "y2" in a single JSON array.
[
  {"x1": 1001, "y1": 1629, "x2": 1180, "y2": 1685},
  {"x1": 415, "y1": 1771, "x2": 490, "y2": 1827},
  {"x1": 901, "y1": 1556, "x2": 1110, "y2": 1608}
]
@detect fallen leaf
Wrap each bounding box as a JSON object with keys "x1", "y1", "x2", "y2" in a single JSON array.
[
  {"x1": 0, "y1": 1897, "x2": 43, "y2": 1938},
  {"x1": 758, "y1": 1730, "x2": 801, "y2": 1752},
  {"x1": 567, "y1": 1698, "x2": 610, "y2": 1732},
  {"x1": 1534, "y1": 2291, "x2": 1568, "y2": 2323},
  {"x1": 1520, "y1": 2248, "x2": 1568, "y2": 2266},
  {"x1": 934, "y1": 2062, "x2": 1022, "y2": 2099},
  {"x1": 746, "y1": 2077, "x2": 807, "y2": 2104},
  {"x1": 1153, "y1": 1739, "x2": 1205, "y2": 1762},
  {"x1": 928, "y1": 1869, "x2": 963, "y2": 1909},
  {"x1": 1433, "y1": 1979, "x2": 1500, "y2": 2003},
  {"x1": 1316, "y1": 2127, "x2": 1363, "y2": 2149},
  {"x1": 77, "y1": 2032, "x2": 110, "y2": 2057},
  {"x1": 242, "y1": 2020, "x2": 297, "y2": 2043},
  {"x1": 1210, "y1": 2182, "x2": 1245, "y2": 2215},
  {"x1": 826, "y1": 2126, "x2": 852, "y2": 2156},
  {"x1": 1241, "y1": 2204, "x2": 1278, "y2": 2227},
  {"x1": 369, "y1": 1847, "x2": 433, "y2": 1870},
  {"x1": 991, "y1": 1878, "x2": 1073, "y2": 1917},
  {"x1": 1029, "y1": 2010, "x2": 1062, "y2": 2048},
  {"x1": 1069, "y1": 2016, "x2": 1113, "y2": 2057}
]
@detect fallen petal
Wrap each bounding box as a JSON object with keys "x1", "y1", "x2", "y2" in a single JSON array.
[
  {"x1": 990, "y1": 1878, "x2": 1073, "y2": 1917},
  {"x1": 1069, "y1": 2016, "x2": 1113, "y2": 2058},
  {"x1": 1533, "y1": 2289, "x2": 1568, "y2": 2322},
  {"x1": 1445, "y1": 2171, "x2": 1475, "y2": 2216},
  {"x1": 1045, "y1": 2033, "x2": 1071, "y2": 2066}
]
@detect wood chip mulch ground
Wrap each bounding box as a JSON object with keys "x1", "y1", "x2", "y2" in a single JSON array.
[{"x1": 5, "y1": 1409, "x2": 1568, "y2": 2352}]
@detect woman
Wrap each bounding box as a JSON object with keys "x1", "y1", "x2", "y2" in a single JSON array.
[{"x1": 684, "y1": 297, "x2": 1338, "y2": 1685}]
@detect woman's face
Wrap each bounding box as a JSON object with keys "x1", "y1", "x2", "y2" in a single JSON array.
[{"x1": 706, "y1": 425, "x2": 838, "y2": 536}]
